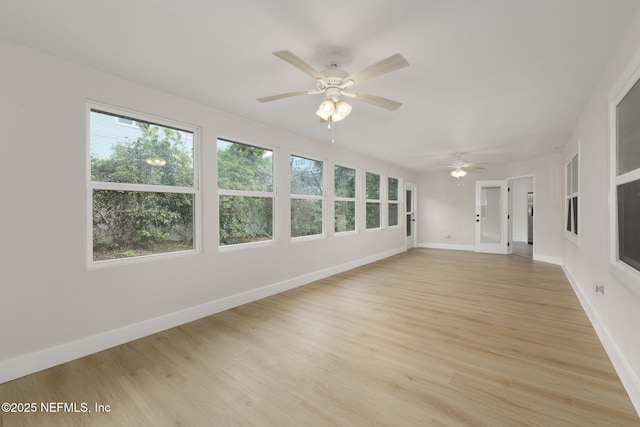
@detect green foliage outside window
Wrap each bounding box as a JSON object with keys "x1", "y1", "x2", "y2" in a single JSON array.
[
  {"x1": 218, "y1": 139, "x2": 273, "y2": 245},
  {"x1": 335, "y1": 165, "x2": 356, "y2": 232},
  {"x1": 366, "y1": 172, "x2": 381, "y2": 229},
  {"x1": 91, "y1": 117, "x2": 195, "y2": 261},
  {"x1": 291, "y1": 156, "x2": 323, "y2": 237}
]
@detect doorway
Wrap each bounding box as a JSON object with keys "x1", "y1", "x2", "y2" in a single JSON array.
[{"x1": 509, "y1": 176, "x2": 534, "y2": 259}]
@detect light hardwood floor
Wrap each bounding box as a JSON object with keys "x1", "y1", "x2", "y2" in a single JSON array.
[{"x1": 1, "y1": 249, "x2": 638, "y2": 426}]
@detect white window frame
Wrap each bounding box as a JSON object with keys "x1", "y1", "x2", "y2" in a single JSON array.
[
  {"x1": 290, "y1": 154, "x2": 326, "y2": 241},
  {"x1": 365, "y1": 171, "x2": 382, "y2": 230},
  {"x1": 86, "y1": 102, "x2": 201, "y2": 269},
  {"x1": 217, "y1": 138, "x2": 276, "y2": 251},
  {"x1": 334, "y1": 163, "x2": 358, "y2": 235},
  {"x1": 564, "y1": 143, "x2": 579, "y2": 246},
  {"x1": 608, "y1": 57, "x2": 640, "y2": 297},
  {"x1": 387, "y1": 176, "x2": 401, "y2": 228}
]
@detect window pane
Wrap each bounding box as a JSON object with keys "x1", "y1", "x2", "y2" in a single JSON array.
[
  {"x1": 291, "y1": 155, "x2": 323, "y2": 195},
  {"x1": 93, "y1": 190, "x2": 194, "y2": 261},
  {"x1": 219, "y1": 196, "x2": 273, "y2": 246},
  {"x1": 617, "y1": 78, "x2": 640, "y2": 175},
  {"x1": 91, "y1": 110, "x2": 194, "y2": 187},
  {"x1": 218, "y1": 139, "x2": 273, "y2": 192},
  {"x1": 291, "y1": 199, "x2": 323, "y2": 237},
  {"x1": 388, "y1": 203, "x2": 399, "y2": 226},
  {"x1": 366, "y1": 172, "x2": 380, "y2": 199},
  {"x1": 566, "y1": 162, "x2": 572, "y2": 195},
  {"x1": 388, "y1": 177, "x2": 399, "y2": 201},
  {"x1": 571, "y1": 155, "x2": 579, "y2": 193},
  {"x1": 566, "y1": 199, "x2": 572, "y2": 232},
  {"x1": 572, "y1": 196, "x2": 578, "y2": 235},
  {"x1": 366, "y1": 202, "x2": 381, "y2": 229},
  {"x1": 617, "y1": 181, "x2": 640, "y2": 271},
  {"x1": 335, "y1": 201, "x2": 356, "y2": 232},
  {"x1": 335, "y1": 165, "x2": 356, "y2": 198}
]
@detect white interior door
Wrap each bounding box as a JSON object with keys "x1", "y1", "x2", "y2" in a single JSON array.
[
  {"x1": 475, "y1": 180, "x2": 509, "y2": 254},
  {"x1": 405, "y1": 183, "x2": 416, "y2": 249}
]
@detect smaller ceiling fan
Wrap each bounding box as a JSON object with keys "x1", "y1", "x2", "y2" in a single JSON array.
[
  {"x1": 447, "y1": 153, "x2": 486, "y2": 178},
  {"x1": 257, "y1": 50, "x2": 409, "y2": 123}
]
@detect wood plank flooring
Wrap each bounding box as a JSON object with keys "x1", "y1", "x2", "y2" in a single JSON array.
[{"x1": 1, "y1": 249, "x2": 638, "y2": 426}]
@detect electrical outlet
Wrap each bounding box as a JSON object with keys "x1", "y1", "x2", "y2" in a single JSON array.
[{"x1": 595, "y1": 283, "x2": 605, "y2": 295}]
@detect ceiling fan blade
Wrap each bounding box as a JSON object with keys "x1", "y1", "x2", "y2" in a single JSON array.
[
  {"x1": 344, "y1": 53, "x2": 409, "y2": 85},
  {"x1": 350, "y1": 92, "x2": 403, "y2": 111},
  {"x1": 463, "y1": 162, "x2": 488, "y2": 169},
  {"x1": 257, "y1": 90, "x2": 321, "y2": 103},
  {"x1": 273, "y1": 50, "x2": 326, "y2": 80}
]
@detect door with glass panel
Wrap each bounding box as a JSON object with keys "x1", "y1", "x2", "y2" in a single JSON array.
[
  {"x1": 405, "y1": 183, "x2": 416, "y2": 249},
  {"x1": 475, "y1": 180, "x2": 509, "y2": 254}
]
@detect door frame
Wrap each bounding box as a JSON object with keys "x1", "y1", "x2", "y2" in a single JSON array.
[
  {"x1": 405, "y1": 182, "x2": 417, "y2": 250},
  {"x1": 507, "y1": 174, "x2": 535, "y2": 258},
  {"x1": 475, "y1": 180, "x2": 509, "y2": 254}
]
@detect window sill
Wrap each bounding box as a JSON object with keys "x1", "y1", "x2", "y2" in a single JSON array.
[
  {"x1": 219, "y1": 239, "x2": 276, "y2": 252},
  {"x1": 610, "y1": 260, "x2": 640, "y2": 298},
  {"x1": 87, "y1": 249, "x2": 199, "y2": 270},
  {"x1": 291, "y1": 234, "x2": 326, "y2": 243}
]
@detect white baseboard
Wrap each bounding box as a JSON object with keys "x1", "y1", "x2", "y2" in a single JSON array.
[
  {"x1": 562, "y1": 265, "x2": 640, "y2": 418},
  {"x1": 532, "y1": 254, "x2": 562, "y2": 265},
  {"x1": 418, "y1": 242, "x2": 475, "y2": 251},
  {"x1": 0, "y1": 247, "x2": 406, "y2": 384},
  {"x1": 419, "y1": 243, "x2": 562, "y2": 266}
]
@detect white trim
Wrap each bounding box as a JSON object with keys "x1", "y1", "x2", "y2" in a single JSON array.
[
  {"x1": 608, "y1": 54, "x2": 640, "y2": 296},
  {"x1": 365, "y1": 171, "x2": 382, "y2": 230},
  {"x1": 333, "y1": 163, "x2": 358, "y2": 234},
  {"x1": 217, "y1": 138, "x2": 277, "y2": 248},
  {"x1": 290, "y1": 154, "x2": 326, "y2": 239},
  {"x1": 532, "y1": 254, "x2": 562, "y2": 265},
  {"x1": 86, "y1": 102, "x2": 201, "y2": 269},
  {"x1": 475, "y1": 180, "x2": 509, "y2": 254},
  {"x1": 0, "y1": 246, "x2": 406, "y2": 385},
  {"x1": 562, "y1": 265, "x2": 640, "y2": 418},
  {"x1": 419, "y1": 243, "x2": 475, "y2": 251},
  {"x1": 564, "y1": 143, "x2": 580, "y2": 246}
]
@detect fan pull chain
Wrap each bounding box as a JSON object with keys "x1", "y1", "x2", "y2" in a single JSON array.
[{"x1": 328, "y1": 118, "x2": 335, "y2": 143}]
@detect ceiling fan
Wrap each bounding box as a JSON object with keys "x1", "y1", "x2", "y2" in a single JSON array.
[
  {"x1": 447, "y1": 153, "x2": 486, "y2": 178},
  {"x1": 257, "y1": 50, "x2": 409, "y2": 122}
]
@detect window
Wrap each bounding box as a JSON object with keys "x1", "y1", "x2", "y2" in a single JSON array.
[
  {"x1": 115, "y1": 117, "x2": 140, "y2": 128},
  {"x1": 88, "y1": 107, "x2": 198, "y2": 264},
  {"x1": 334, "y1": 164, "x2": 356, "y2": 233},
  {"x1": 291, "y1": 155, "x2": 324, "y2": 238},
  {"x1": 366, "y1": 172, "x2": 381, "y2": 229},
  {"x1": 388, "y1": 177, "x2": 399, "y2": 227},
  {"x1": 612, "y1": 75, "x2": 640, "y2": 279},
  {"x1": 218, "y1": 139, "x2": 274, "y2": 246},
  {"x1": 565, "y1": 149, "x2": 579, "y2": 242}
]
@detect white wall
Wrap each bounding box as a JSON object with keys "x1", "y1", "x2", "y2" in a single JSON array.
[
  {"x1": 416, "y1": 166, "x2": 504, "y2": 251},
  {"x1": 417, "y1": 155, "x2": 563, "y2": 265},
  {"x1": 562, "y1": 6, "x2": 640, "y2": 415},
  {"x1": 0, "y1": 40, "x2": 417, "y2": 383}
]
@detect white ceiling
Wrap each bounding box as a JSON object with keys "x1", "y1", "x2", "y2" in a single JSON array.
[{"x1": 1, "y1": 0, "x2": 638, "y2": 172}]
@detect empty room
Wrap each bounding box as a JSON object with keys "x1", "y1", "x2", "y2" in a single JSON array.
[{"x1": 1, "y1": 1, "x2": 640, "y2": 425}]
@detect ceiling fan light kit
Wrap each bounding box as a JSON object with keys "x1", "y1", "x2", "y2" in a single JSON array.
[
  {"x1": 451, "y1": 169, "x2": 467, "y2": 178},
  {"x1": 258, "y1": 50, "x2": 408, "y2": 127},
  {"x1": 447, "y1": 153, "x2": 486, "y2": 179},
  {"x1": 316, "y1": 98, "x2": 352, "y2": 122}
]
